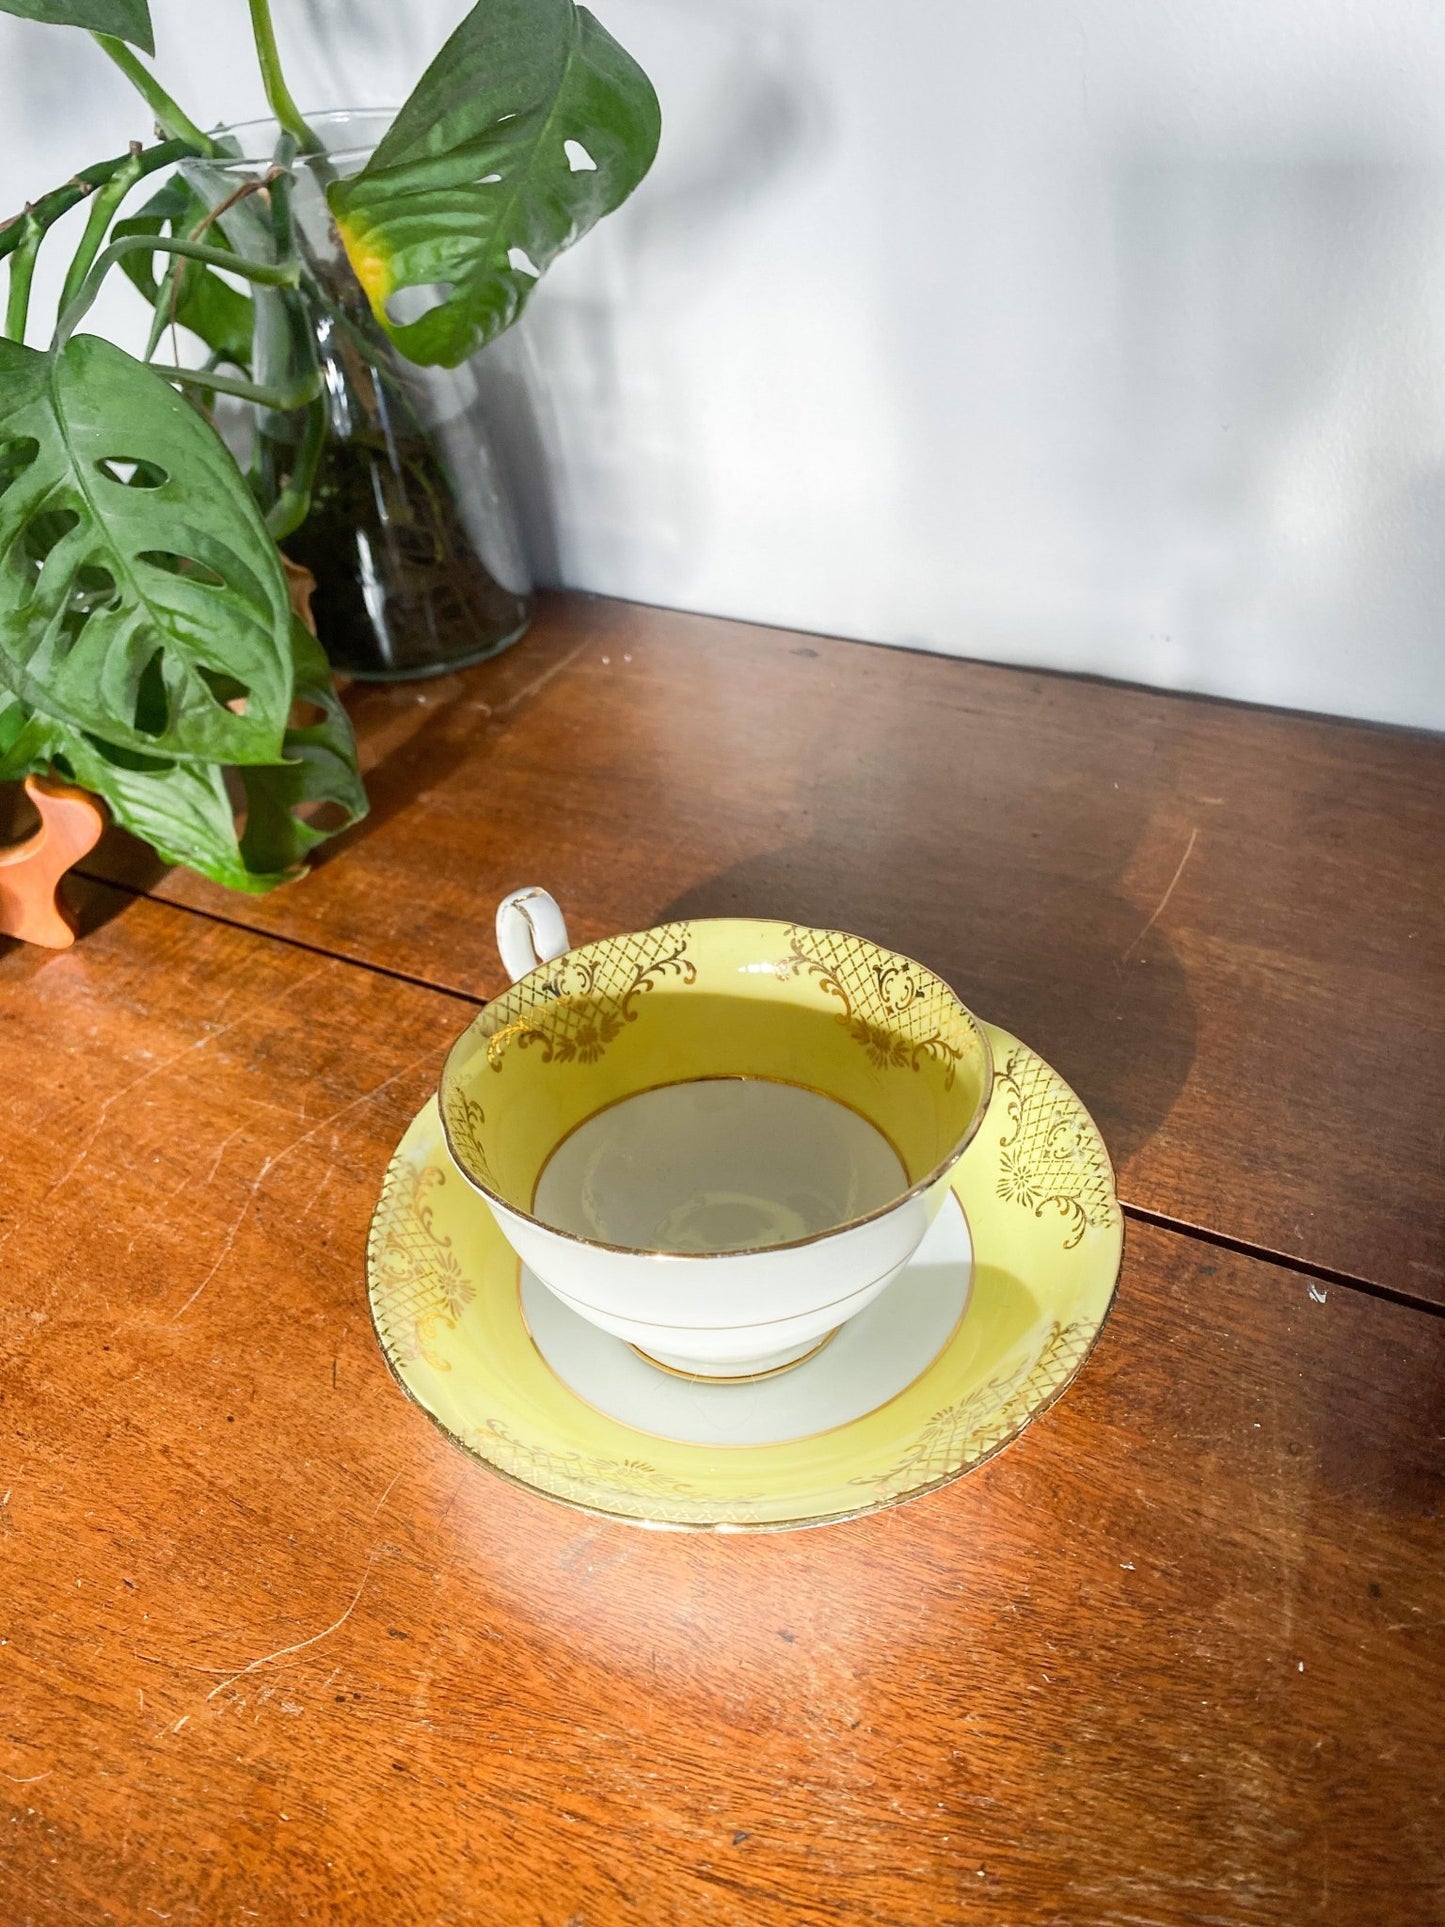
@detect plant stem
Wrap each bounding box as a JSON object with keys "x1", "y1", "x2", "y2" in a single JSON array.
[
  {"x1": 264, "y1": 395, "x2": 327, "y2": 540},
  {"x1": 56, "y1": 147, "x2": 145, "y2": 318},
  {"x1": 93, "y1": 34, "x2": 217, "y2": 153},
  {"x1": 248, "y1": 131, "x2": 327, "y2": 528},
  {"x1": 0, "y1": 138, "x2": 199, "y2": 265},
  {"x1": 154, "y1": 363, "x2": 322, "y2": 410},
  {"x1": 54, "y1": 234, "x2": 299, "y2": 347},
  {"x1": 143, "y1": 253, "x2": 187, "y2": 363},
  {"x1": 142, "y1": 172, "x2": 279, "y2": 362},
  {"x1": 268, "y1": 135, "x2": 298, "y2": 249},
  {"x1": 4, "y1": 212, "x2": 42, "y2": 341},
  {"x1": 247, "y1": 0, "x2": 320, "y2": 155}
]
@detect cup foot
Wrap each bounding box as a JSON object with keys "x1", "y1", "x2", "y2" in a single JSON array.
[{"x1": 629, "y1": 1328, "x2": 840, "y2": 1384}]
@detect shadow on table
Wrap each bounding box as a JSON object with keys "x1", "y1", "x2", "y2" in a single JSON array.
[
  {"x1": 656, "y1": 840, "x2": 1196, "y2": 1179},
  {"x1": 314, "y1": 673, "x2": 508, "y2": 866}
]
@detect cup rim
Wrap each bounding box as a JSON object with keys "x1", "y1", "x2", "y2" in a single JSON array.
[{"x1": 439, "y1": 916, "x2": 996, "y2": 1262}]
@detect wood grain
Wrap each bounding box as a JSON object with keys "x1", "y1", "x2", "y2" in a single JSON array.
[
  {"x1": 1, "y1": 888, "x2": 1440, "y2": 1926},
  {"x1": 80, "y1": 595, "x2": 1445, "y2": 1304}
]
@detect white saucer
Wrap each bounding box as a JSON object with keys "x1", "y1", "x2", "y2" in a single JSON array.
[{"x1": 521, "y1": 1193, "x2": 973, "y2": 1447}]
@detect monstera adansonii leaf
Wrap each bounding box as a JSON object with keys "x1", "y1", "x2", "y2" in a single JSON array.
[
  {"x1": 0, "y1": 0, "x2": 153, "y2": 53},
  {"x1": 0, "y1": 623, "x2": 367, "y2": 892},
  {"x1": 0, "y1": 334, "x2": 366, "y2": 890},
  {"x1": 328, "y1": 0, "x2": 660, "y2": 368},
  {"x1": 0, "y1": 332, "x2": 291, "y2": 765},
  {"x1": 237, "y1": 620, "x2": 368, "y2": 882}
]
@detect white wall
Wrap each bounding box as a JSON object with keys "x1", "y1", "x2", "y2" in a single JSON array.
[{"x1": 4, "y1": 0, "x2": 1445, "y2": 728}]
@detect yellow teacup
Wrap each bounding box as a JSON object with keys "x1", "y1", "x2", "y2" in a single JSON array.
[{"x1": 439, "y1": 890, "x2": 993, "y2": 1376}]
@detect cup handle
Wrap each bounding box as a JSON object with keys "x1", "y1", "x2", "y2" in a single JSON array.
[{"x1": 496, "y1": 887, "x2": 571, "y2": 985}]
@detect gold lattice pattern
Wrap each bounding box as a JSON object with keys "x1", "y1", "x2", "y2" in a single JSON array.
[
  {"x1": 470, "y1": 1422, "x2": 767, "y2": 1526},
  {"x1": 993, "y1": 1046, "x2": 1119, "y2": 1249},
  {"x1": 367, "y1": 1157, "x2": 474, "y2": 1373},
  {"x1": 440, "y1": 1088, "x2": 495, "y2": 1187},
  {"x1": 773, "y1": 927, "x2": 983, "y2": 1090},
  {"x1": 479, "y1": 922, "x2": 696, "y2": 1071},
  {"x1": 858, "y1": 1320, "x2": 1096, "y2": 1497}
]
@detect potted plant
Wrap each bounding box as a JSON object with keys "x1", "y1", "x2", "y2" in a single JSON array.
[{"x1": 0, "y1": 0, "x2": 659, "y2": 903}]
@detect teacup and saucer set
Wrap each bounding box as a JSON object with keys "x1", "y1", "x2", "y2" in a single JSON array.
[{"x1": 367, "y1": 890, "x2": 1123, "y2": 1530}]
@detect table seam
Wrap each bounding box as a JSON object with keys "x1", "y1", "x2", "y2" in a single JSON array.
[{"x1": 71, "y1": 870, "x2": 1444, "y2": 1322}]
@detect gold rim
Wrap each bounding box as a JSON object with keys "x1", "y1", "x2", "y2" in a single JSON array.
[
  {"x1": 439, "y1": 916, "x2": 995, "y2": 1263},
  {"x1": 628, "y1": 1327, "x2": 841, "y2": 1383},
  {"x1": 526, "y1": 1073, "x2": 913, "y2": 1217},
  {"x1": 531, "y1": 1246, "x2": 925, "y2": 1333}
]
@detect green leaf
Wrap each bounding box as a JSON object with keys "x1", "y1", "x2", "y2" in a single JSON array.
[
  {"x1": 238, "y1": 619, "x2": 368, "y2": 877},
  {"x1": 0, "y1": 333, "x2": 291, "y2": 767},
  {"x1": 0, "y1": 0, "x2": 153, "y2": 53},
  {"x1": 113, "y1": 175, "x2": 254, "y2": 370},
  {"x1": 0, "y1": 625, "x2": 366, "y2": 892},
  {"x1": 0, "y1": 682, "x2": 51, "y2": 772},
  {"x1": 0, "y1": 687, "x2": 254, "y2": 884},
  {"x1": 328, "y1": 0, "x2": 659, "y2": 367},
  {"x1": 69, "y1": 736, "x2": 267, "y2": 888}
]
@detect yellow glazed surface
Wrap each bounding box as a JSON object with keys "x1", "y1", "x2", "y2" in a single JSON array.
[
  {"x1": 370, "y1": 1022, "x2": 1123, "y2": 1530},
  {"x1": 439, "y1": 920, "x2": 993, "y2": 1248}
]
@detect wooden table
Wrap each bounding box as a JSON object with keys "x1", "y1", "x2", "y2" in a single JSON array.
[{"x1": 3, "y1": 595, "x2": 1441, "y2": 1925}]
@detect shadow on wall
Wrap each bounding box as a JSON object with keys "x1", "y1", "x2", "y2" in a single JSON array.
[
  {"x1": 495, "y1": 0, "x2": 828, "y2": 589},
  {"x1": 1103, "y1": 151, "x2": 1445, "y2": 718},
  {"x1": 289, "y1": 0, "x2": 825, "y2": 594}
]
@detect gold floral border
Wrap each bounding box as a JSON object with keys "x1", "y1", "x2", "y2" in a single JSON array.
[
  {"x1": 480, "y1": 923, "x2": 696, "y2": 1072},
  {"x1": 773, "y1": 927, "x2": 980, "y2": 1091},
  {"x1": 468, "y1": 1420, "x2": 767, "y2": 1526},
  {"x1": 440, "y1": 1088, "x2": 495, "y2": 1189},
  {"x1": 852, "y1": 1319, "x2": 1096, "y2": 1497},
  {"x1": 993, "y1": 1045, "x2": 1119, "y2": 1249},
  {"x1": 367, "y1": 1156, "x2": 474, "y2": 1373}
]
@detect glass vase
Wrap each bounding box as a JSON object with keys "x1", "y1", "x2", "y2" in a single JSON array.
[{"x1": 190, "y1": 112, "x2": 533, "y2": 681}]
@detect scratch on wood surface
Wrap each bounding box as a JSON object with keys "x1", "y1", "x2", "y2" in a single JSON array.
[
  {"x1": 2, "y1": 1769, "x2": 51, "y2": 1784},
  {"x1": 170, "y1": 1175, "x2": 260, "y2": 1321},
  {"x1": 1121, "y1": 827, "x2": 1199, "y2": 967},
  {"x1": 132, "y1": 1651, "x2": 231, "y2": 1675},
  {"x1": 191, "y1": 1122, "x2": 249, "y2": 1193},
  {"x1": 206, "y1": 1553, "x2": 379, "y2": 1701},
  {"x1": 40, "y1": 969, "x2": 330, "y2": 1208},
  {"x1": 41, "y1": 1042, "x2": 203, "y2": 1203},
  {"x1": 438, "y1": 1475, "x2": 467, "y2": 1530},
  {"x1": 491, "y1": 638, "x2": 590, "y2": 721},
  {"x1": 172, "y1": 1051, "x2": 435, "y2": 1321},
  {"x1": 296, "y1": 1165, "x2": 337, "y2": 1223},
  {"x1": 372, "y1": 1471, "x2": 403, "y2": 1519}
]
